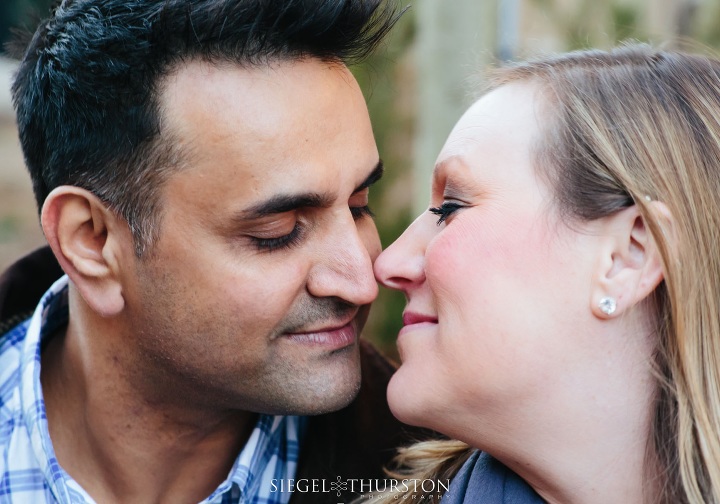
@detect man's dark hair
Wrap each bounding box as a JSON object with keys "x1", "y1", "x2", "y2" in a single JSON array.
[{"x1": 12, "y1": 0, "x2": 402, "y2": 255}]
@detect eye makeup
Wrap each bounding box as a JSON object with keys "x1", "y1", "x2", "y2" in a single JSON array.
[{"x1": 429, "y1": 202, "x2": 464, "y2": 225}]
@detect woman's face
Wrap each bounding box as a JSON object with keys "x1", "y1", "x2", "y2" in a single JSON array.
[{"x1": 375, "y1": 83, "x2": 606, "y2": 440}]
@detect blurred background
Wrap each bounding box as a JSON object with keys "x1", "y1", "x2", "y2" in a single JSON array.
[{"x1": 2, "y1": 0, "x2": 720, "y2": 356}]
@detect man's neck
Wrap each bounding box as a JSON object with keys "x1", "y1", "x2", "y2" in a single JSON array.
[{"x1": 40, "y1": 316, "x2": 257, "y2": 504}]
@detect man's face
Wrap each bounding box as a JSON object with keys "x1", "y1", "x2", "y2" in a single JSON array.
[{"x1": 120, "y1": 59, "x2": 382, "y2": 415}]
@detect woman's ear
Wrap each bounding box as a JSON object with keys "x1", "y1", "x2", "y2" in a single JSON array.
[
  {"x1": 590, "y1": 203, "x2": 671, "y2": 319},
  {"x1": 41, "y1": 186, "x2": 130, "y2": 317}
]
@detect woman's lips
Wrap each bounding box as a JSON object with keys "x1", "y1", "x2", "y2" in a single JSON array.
[{"x1": 400, "y1": 311, "x2": 438, "y2": 334}]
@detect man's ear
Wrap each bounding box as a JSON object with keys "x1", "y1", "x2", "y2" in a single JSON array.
[
  {"x1": 41, "y1": 186, "x2": 130, "y2": 317},
  {"x1": 590, "y1": 203, "x2": 670, "y2": 319}
]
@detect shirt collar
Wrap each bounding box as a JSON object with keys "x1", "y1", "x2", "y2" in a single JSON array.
[
  {"x1": 202, "y1": 414, "x2": 305, "y2": 503},
  {"x1": 19, "y1": 274, "x2": 86, "y2": 503},
  {"x1": 18, "y1": 274, "x2": 305, "y2": 504}
]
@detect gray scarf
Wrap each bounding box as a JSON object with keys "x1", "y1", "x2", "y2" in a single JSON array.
[{"x1": 441, "y1": 451, "x2": 545, "y2": 504}]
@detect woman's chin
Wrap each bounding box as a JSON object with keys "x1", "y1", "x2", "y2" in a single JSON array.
[{"x1": 387, "y1": 367, "x2": 436, "y2": 428}]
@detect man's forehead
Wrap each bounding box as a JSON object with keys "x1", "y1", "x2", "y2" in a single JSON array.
[
  {"x1": 159, "y1": 58, "x2": 354, "y2": 119},
  {"x1": 158, "y1": 58, "x2": 364, "y2": 161},
  {"x1": 154, "y1": 57, "x2": 379, "y2": 216}
]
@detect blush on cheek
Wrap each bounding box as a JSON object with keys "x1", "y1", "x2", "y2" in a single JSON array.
[{"x1": 426, "y1": 211, "x2": 553, "y2": 288}]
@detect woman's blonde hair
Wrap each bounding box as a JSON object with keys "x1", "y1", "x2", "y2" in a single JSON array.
[
  {"x1": 366, "y1": 44, "x2": 720, "y2": 504},
  {"x1": 501, "y1": 44, "x2": 720, "y2": 503}
]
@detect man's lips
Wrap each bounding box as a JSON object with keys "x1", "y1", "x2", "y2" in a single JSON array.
[{"x1": 284, "y1": 321, "x2": 356, "y2": 350}]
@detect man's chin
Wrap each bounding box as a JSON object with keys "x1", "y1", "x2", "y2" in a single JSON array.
[
  {"x1": 297, "y1": 339, "x2": 362, "y2": 413},
  {"x1": 267, "y1": 368, "x2": 362, "y2": 416}
]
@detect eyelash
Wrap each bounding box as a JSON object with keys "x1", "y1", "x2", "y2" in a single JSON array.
[
  {"x1": 429, "y1": 202, "x2": 464, "y2": 225},
  {"x1": 351, "y1": 205, "x2": 375, "y2": 220},
  {"x1": 251, "y1": 205, "x2": 374, "y2": 252},
  {"x1": 251, "y1": 224, "x2": 303, "y2": 252}
]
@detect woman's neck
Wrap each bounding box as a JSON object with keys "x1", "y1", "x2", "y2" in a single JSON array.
[{"x1": 458, "y1": 328, "x2": 661, "y2": 504}]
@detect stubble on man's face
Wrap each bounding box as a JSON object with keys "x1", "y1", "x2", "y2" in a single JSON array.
[{"x1": 116, "y1": 58, "x2": 382, "y2": 416}]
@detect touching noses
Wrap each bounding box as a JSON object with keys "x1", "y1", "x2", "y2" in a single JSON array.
[
  {"x1": 374, "y1": 213, "x2": 428, "y2": 293},
  {"x1": 307, "y1": 215, "x2": 379, "y2": 306}
]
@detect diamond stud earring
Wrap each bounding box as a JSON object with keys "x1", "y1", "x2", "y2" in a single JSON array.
[{"x1": 599, "y1": 297, "x2": 617, "y2": 315}]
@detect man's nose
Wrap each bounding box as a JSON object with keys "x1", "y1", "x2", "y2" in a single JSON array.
[{"x1": 306, "y1": 215, "x2": 379, "y2": 306}]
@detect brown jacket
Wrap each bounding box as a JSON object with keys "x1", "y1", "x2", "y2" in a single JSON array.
[{"x1": 0, "y1": 246, "x2": 421, "y2": 504}]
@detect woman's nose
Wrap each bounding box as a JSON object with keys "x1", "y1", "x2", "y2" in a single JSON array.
[{"x1": 374, "y1": 212, "x2": 433, "y2": 293}]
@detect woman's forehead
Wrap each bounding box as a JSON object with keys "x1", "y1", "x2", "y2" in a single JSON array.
[{"x1": 433, "y1": 83, "x2": 545, "y2": 187}]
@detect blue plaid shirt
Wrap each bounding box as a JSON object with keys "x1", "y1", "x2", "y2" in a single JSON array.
[{"x1": 0, "y1": 275, "x2": 306, "y2": 503}]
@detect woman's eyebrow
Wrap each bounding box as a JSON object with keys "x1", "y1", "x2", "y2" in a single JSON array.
[{"x1": 432, "y1": 156, "x2": 472, "y2": 194}]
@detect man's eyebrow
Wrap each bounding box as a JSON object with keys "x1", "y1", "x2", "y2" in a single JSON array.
[
  {"x1": 239, "y1": 192, "x2": 334, "y2": 219},
  {"x1": 237, "y1": 160, "x2": 383, "y2": 220},
  {"x1": 354, "y1": 160, "x2": 384, "y2": 193}
]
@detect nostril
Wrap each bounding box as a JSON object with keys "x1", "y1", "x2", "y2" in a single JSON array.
[
  {"x1": 374, "y1": 250, "x2": 425, "y2": 289},
  {"x1": 377, "y1": 275, "x2": 410, "y2": 291}
]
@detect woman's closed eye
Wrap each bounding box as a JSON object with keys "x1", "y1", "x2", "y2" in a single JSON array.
[{"x1": 429, "y1": 202, "x2": 465, "y2": 225}]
